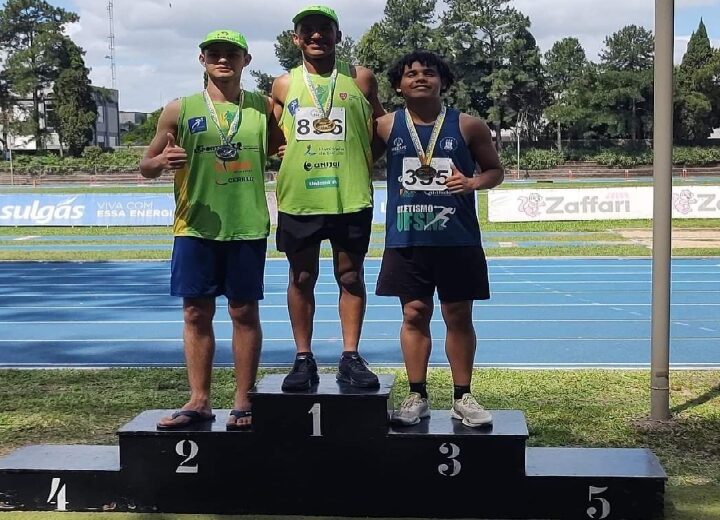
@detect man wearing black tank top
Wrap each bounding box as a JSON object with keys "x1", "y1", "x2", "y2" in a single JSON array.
[{"x1": 372, "y1": 51, "x2": 504, "y2": 428}]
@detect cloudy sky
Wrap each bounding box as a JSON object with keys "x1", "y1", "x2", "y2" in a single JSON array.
[{"x1": 4, "y1": 0, "x2": 719, "y2": 113}]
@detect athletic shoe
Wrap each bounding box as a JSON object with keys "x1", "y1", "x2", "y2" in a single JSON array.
[
  {"x1": 281, "y1": 354, "x2": 319, "y2": 391},
  {"x1": 391, "y1": 392, "x2": 430, "y2": 426},
  {"x1": 451, "y1": 393, "x2": 493, "y2": 427},
  {"x1": 336, "y1": 353, "x2": 380, "y2": 388}
]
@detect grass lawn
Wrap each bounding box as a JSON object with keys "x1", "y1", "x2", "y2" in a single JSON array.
[
  {"x1": 1, "y1": 180, "x2": 719, "y2": 518},
  {"x1": 0, "y1": 368, "x2": 719, "y2": 519}
]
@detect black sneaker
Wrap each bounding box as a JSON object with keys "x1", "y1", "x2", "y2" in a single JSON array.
[
  {"x1": 336, "y1": 353, "x2": 380, "y2": 388},
  {"x1": 282, "y1": 354, "x2": 319, "y2": 391}
]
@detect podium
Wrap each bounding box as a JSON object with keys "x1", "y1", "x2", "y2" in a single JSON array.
[{"x1": 0, "y1": 374, "x2": 666, "y2": 518}]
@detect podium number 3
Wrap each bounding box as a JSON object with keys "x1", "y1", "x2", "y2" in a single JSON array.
[
  {"x1": 587, "y1": 486, "x2": 610, "y2": 519},
  {"x1": 47, "y1": 477, "x2": 67, "y2": 511},
  {"x1": 175, "y1": 439, "x2": 199, "y2": 474},
  {"x1": 308, "y1": 403, "x2": 322, "y2": 436},
  {"x1": 438, "y1": 443, "x2": 461, "y2": 477}
]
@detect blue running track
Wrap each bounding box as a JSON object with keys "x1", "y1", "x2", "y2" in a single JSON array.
[{"x1": 0, "y1": 258, "x2": 718, "y2": 369}]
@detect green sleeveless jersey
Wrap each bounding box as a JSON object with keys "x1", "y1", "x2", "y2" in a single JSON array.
[
  {"x1": 277, "y1": 60, "x2": 373, "y2": 215},
  {"x1": 174, "y1": 90, "x2": 269, "y2": 240}
]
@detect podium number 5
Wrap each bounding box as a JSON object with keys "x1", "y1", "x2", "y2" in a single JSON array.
[
  {"x1": 587, "y1": 486, "x2": 610, "y2": 519},
  {"x1": 175, "y1": 439, "x2": 199, "y2": 474},
  {"x1": 47, "y1": 477, "x2": 68, "y2": 511},
  {"x1": 438, "y1": 443, "x2": 461, "y2": 477},
  {"x1": 308, "y1": 403, "x2": 322, "y2": 436}
]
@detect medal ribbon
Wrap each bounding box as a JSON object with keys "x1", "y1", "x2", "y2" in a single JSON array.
[
  {"x1": 405, "y1": 105, "x2": 447, "y2": 167},
  {"x1": 302, "y1": 61, "x2": 338, "y2": 120},
  {"x1": 202, "y1": 88, "x2": 244, "y2": 147}
]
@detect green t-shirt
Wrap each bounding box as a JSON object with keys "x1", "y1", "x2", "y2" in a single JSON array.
[
  {"x1": 277, "y1": 60, "x2": 373, "y2": 215},
  {"x1": 174, "y1": 90, "x2": 269, "y2": 240}
]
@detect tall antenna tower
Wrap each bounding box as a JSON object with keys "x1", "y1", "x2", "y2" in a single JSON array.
[{"x1": 106, "y1": 0, "x2": 117, "y2": 89}]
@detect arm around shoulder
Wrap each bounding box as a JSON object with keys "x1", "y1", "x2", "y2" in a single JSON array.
[{"x1": 355, "y1": 65, "x2": 385, "y2": 120}]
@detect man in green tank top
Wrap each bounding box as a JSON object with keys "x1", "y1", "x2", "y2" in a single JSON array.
[
  {"x1": 140, "y1": 30, "x2": 282, "y2": 430},
  {"x1": 271, "y1": 5, "x2": 386, "y2": 391}
]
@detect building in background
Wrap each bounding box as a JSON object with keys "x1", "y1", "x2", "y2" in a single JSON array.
[
  {"x1": 0, "y1": 86, "x2": 120, "y2": 152},
  {"x1": 119, "y1": 111, "x2": 150, "y2": 134}
]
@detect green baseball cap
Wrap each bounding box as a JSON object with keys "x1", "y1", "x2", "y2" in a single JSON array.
[
  {"x1": 199, "y1": 29, "x2": 248, "y2": 51},
  {"x1": 292, "y1": 5, "x2": 339, "y2": 26}
]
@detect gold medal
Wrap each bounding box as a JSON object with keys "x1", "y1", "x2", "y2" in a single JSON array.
[
  {"x1": 313, "y1": 117, "x2": 336, "y2": 133},
  {"x1": 415, "y1": 164, "x2": 437, "y2": 181}
]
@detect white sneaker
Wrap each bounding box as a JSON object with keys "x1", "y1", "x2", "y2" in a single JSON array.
[
  {"x1": 391, "y1": 392, "x2": 430, "y2": 426},
  {"x1": 451, "y1": 393, "x2": 493, "y2": 427}
]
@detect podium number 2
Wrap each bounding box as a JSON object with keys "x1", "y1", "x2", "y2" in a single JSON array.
[
  {"x1": 175, "y1": 439, "x2": 199, "y2": 474},
  {"x1": 47, "y1": 477, "x2": 68, "y2": 511},
  {"x1": 438, "y1": 443, "x2": 461, "y2": 477},
  {"x1": 587, "y1": 486, "x2": 610, "y2": 519},
  {"x1": 308, "y1": 403, "x2": 322, "y2": 436}
]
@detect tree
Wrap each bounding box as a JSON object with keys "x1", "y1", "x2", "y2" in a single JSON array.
[
  {"x1": 442, "y1": 0, "x2": 534, "y2": 150},
  {"x1": 599, "y1": 25, "x2": 654, "y2": 141},
  {"x1": 544, "y1": 37, "x2": 587, "y2": 150},
  {"x1": 275, "y1": 30, "x2": 301, "y2": 71},
  {"x1": 50, "y1": 35, "x2": 96, "y2": 156},
  {"x1": 357, "y1": 0, "x2": 438, "y2": 108},
  {"x1": 250, "y1": 70, "x2": 274, "y2": 96},
  {"x1": 675, "y1": 20, "x2": 719, "y2": 142},
  {"x1": 121, "y1": 108, "x2": 161, "y2": 146},
  {"x1": 0, "y1": 0, "x2": 78, "y2": 149}
]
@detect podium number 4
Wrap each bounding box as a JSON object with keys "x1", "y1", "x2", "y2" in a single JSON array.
[
  {"x1": 175, "y1": 439, "x2": 199, "y2": 474},
  {"x1": 587, "y1": 486, "x2": 610, "y2": 519},
  {"x1": 47, "y1": 477, "x2": 67, "y2": 511},
  {"x1": 438, "y1": 443, "x2": 461, "y2": 477}
]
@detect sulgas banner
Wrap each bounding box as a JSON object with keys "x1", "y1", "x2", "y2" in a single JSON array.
[{"x1": 0, "y1": 191, "x2": 391, "y2": 226}]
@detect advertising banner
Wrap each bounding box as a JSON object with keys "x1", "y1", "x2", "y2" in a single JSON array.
[
  {"x1": 0, "y1": 191, "x2": 391, "y2": 226},
  {"x1": 488, "y1": 185, "x2": 720, "y2": 222}
]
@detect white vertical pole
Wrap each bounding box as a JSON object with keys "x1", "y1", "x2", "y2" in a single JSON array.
[{"x1": 651, "y1": 0, "x2": 674, "y2": 421}]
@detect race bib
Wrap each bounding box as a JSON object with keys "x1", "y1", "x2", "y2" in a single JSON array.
[
  {"x1": 401, "y1": 157, "x2": 453, "y2": 191},
  {"x1": 294, "y1": 107, "x2": 346, "y2": 141}
]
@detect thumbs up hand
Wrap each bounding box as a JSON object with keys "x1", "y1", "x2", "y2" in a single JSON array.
[{"x1": 162, "y1": 132, "x2": 187, "y2": 170}]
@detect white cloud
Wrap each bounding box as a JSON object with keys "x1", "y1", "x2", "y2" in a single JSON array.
[{"x1": 65, "y1": 0, "x2": 719, "y2": 112}]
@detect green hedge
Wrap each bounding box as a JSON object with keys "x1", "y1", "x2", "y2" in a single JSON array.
[{"x1": 3, "y1": 145, "x2": 720, "y2": 176}]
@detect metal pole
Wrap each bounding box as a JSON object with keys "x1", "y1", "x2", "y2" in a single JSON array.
[
  {"x1": 516, "y1": 125, "x2": 520, "y2": 179},
  {"x1": 650, "y1": 0, "x2": 674, "y2": 421},
  {"x1": 8, "y1": 143, "x2": 13, "y2": 186}
]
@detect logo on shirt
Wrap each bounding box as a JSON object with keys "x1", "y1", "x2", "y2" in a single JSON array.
[
  {"x1": 288, "y1": 98, "x2": 300, "y2": 117},
  {"x1": 396, "y1": 204, "x2": 456, "y2": 232},
  {"x1": 339, "y1": 92, "x2": 348, "y2": 100},
  {"x1": 188, "y1": 117, "x2": 207, "y2": 134},
  {"x1": 391, "y1": 137, "x2": 407, "y2": 155},
  {"x1": 303, "y1": 161, "x2": 341, "y2": 172},
  {"x1": 440, "y1": 137, "x2": 458, "y2": 152}
]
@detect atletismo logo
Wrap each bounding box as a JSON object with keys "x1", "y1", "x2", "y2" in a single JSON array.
[{"x1": 0, "y1": 197, "x2": 85, "y2": 224}]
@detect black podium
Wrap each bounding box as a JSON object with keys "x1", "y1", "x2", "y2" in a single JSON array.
[{"x1": 0, "y1": 374, "x2": 666, "y2": 518}]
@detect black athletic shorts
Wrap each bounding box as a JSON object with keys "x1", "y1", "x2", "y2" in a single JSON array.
[
  {"x1": 276, "y1": 208, "x2": 373, "y2": 255},
  {"x1": 375, "y1": 246, "x2": 490, "y2": 302}
]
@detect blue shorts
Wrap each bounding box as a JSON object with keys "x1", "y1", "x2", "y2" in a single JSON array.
[{"x1": 170, "y1": 236, "x2": 267, "y2": 301}]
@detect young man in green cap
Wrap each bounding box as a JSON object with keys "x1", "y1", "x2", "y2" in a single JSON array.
[
  {"x1": 271, "y1": 5, "x2": 385, "y2": 391},
  {"x1": 140, "y1": 30, "x2": 282, "y2": 430}
]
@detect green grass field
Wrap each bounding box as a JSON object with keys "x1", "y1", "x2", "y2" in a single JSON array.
[
  {"x1": 0, "y1": 368, "x2": 718, "y2": 519},
  {"x1": 1, "y1": 181, "x2": 719, "y2": 518}
]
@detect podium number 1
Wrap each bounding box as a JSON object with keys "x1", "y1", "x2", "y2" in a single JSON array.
[
  {"x1": 308, "y1": 403, "x2": 322, "y2": 436},
  {"x1": 47, "y1": 477, "x2": 68, "y2": 511}
]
